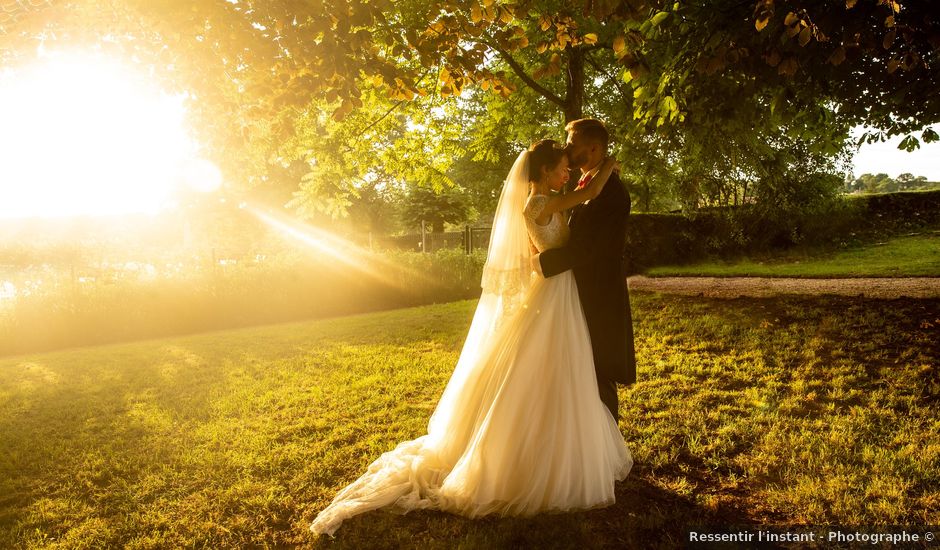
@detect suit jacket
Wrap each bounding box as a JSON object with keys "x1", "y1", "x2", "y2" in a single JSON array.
[{"x1": 537, "y1": 172, "x2": 636, "y2": 384}]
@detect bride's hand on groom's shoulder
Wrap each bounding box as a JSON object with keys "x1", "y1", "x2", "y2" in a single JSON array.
[
  {"x1": 605, "y1": 156, "x2": 621, "y2": 174},
  {"x1": 587, "y1": 157, "x2": 620, "y2": 199}
]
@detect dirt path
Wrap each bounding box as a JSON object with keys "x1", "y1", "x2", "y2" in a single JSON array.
[{"x1": 627, "y1": 276, "x2": 940, "y2": 298}]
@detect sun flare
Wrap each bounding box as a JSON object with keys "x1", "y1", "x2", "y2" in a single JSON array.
[{"x1": 0, "y1": 51, "x2": 219, "y2": 219}]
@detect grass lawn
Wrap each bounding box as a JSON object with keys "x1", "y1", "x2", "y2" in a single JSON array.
[
  {"x1": 646, "y1": 233, "x2": 940, "y2": 278},
  {"x1": 1, "y1": 293, "x2": 938, "y2": 548}
]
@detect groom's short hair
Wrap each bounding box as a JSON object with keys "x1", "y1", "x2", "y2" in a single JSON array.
[{"x1": 565, "y1": 118, "x2": 609, "y2": 150}]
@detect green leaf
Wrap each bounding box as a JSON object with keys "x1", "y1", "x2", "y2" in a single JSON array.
[
  {"x1": 651, "y1": 11, "x2": 670, "y2": 27},
  {"x1": 898, "y1": 135, "x2": 920, "y2": 151},
  {"x1": 660, "y1": 95, "x2": 677, "y2": 115}
]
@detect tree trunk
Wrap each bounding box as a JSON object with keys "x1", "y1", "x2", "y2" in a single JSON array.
[{"x1": 564, "y1": 47, "x2": 585, "y2": 123}]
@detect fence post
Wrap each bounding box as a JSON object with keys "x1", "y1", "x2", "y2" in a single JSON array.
[{"x1": 420, "y1": 221, "x2": 427, "y2": 253}]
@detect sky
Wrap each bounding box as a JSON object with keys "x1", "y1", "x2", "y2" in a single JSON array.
[
  {"x1": 850, "y1": 126, "x2": 940, "y2": 181},
  {"x1": 0, "y1": 53, "x2": 219, "y2": 219}
]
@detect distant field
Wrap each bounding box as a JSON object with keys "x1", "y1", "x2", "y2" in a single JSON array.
[
  {"x1": 647, "y1": 233, "x2": 940, "y2": 278},
  {"x1": 1, "y1": 294, "x2": 938, "y2": 548}
]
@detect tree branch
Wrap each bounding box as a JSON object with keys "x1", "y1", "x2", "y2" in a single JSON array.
[
  {"x1": 349, "y1": 68, "x2": 433, "y2": 146},
  {"x1": 586, "y1": 54, "x2": 631, "y2": 107},
  {"x1": 493, "y1": 46, "x2": 567, "y2": 108}
]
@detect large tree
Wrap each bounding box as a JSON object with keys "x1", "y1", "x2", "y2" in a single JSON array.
[{"x1": 2, "y1": 0, "x2": 936, "y2": 218}]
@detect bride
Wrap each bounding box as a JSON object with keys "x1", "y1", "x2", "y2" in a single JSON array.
[{"x1": 310, "y1": 139, "x2": 632, "y2": 536}]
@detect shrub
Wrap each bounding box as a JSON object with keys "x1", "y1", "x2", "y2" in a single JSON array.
[
  {"x1": 624, "y1": 189, "x2": 940, "y2": 272},
  {"x1": 0, "y1": 250, "x2": 487, "y2": 356}
]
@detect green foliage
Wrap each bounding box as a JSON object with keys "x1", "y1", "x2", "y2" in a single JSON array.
[
  {"x1": 647, "y1": 233, "x2": 940, "y2": 278},
  {"x1": 625, "y1": 190, "x2": 940, "y2": 272},
  {"x1": 2, "y1": 295, "x2": 938, "y2": 546},
  {"x1": 0, "y1": 250, "x2": 485, "y2": 357},
  {"x1": 399, "y1": 187, "x2": 471, "y2": 233},
  {"x1": 847, "y1": 173, "x2": 940, "y2": 194},
  {"x1": 2, "y1": 0, "x2": 936, "y2": 225},
  {"x1": 279, "y1": 85, "x2": 518, "y2": 225}
]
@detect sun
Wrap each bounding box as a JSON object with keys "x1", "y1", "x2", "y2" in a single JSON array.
[{"x1": 0, "y1": 51, "x2": 221, "y2": 219}]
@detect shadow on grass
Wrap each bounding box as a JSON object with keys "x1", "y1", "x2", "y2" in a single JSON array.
[{"x1": 309, "y1": 473, "x2": 749, "y2": 549}]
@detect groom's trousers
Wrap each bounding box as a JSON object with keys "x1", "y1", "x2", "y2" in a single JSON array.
[{"x1": 598, "y1": 378, "x2": 618, "y2": 422}]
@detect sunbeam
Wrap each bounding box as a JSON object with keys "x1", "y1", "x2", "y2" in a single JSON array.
[{"x1": 242, "y1": 203, "x2": 439, "y2": 292}]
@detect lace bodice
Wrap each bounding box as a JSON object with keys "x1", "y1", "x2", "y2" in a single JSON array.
[{"x1": 524, "y1": 194, "x2": 569, "y2": 252}]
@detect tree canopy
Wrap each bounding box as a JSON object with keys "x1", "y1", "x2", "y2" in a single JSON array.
[{"x1": 2, "y1": 0, "x2": 937, "y2": 227}]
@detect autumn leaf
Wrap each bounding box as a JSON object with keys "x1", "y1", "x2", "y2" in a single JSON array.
[
  {"x1": 583, "y1": 33, "x2": 598, "y2": 45},
  {"x1": 764, "y1": 49, "x2": 781, "y2": 67},
  {"x1": 483, "y1": 4, "x2": 497, "y2": 22},
  {"x1": 613, "y1": 35, "x2": 626, "y2": 54},
  {"x1": 784, "y1": 12, "x2": 798, "y2": 26},
  {"x1": 705, "y1": 56, "x2": 725, "y2": 74},
  {"x1": 828, "y1": 46, "x2": 846, "y2": 65},
  {"x1": 755, "y1": 15, "x2": 770, "y2": 31},
  {"x1": 332, "y1": 99, "x2": 353, "y2": 121},
  {"x1": 799, "y1": 26, "x2": 812, "y2": 46},
  {"x1": 778, "y1": 57, "x2": 798, "y2": 75},
  {"x1": 499, "y1": 7, "x2": 513, "y2": 25},
  {"x1": 883, "y1": 29, "x2": 896, "y2": 49},
  {"x1": 629, "y1": 63, "x2": 649, "y2": 79},
  {"x1": 470, "y1": 3, "x2": 482, "y2": 24}
]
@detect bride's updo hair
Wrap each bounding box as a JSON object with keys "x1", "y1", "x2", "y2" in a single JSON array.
[{"x1": 527, "y1": 139, "x2": 567, "y2": 183}]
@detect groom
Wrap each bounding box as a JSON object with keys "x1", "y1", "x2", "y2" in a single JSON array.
[{"x1": 533, "y1": 118, "x2": 636, "y2": 421}]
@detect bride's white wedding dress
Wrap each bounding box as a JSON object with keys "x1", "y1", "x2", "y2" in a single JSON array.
[{"x1": 311, "y1": 186, "x2": 632, "y2": 536}]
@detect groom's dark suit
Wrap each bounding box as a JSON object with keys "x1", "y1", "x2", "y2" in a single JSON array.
[{"x1": 537, "y1": 172, "x2": 636, "y2": 420}]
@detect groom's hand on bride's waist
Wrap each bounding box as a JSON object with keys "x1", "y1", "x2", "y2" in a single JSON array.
[{"x1": 531, "y1": 254, "x2": 545, "y2": 278}]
